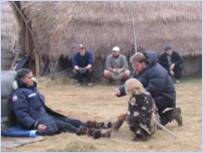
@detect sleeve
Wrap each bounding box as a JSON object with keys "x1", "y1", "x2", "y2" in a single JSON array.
[
  {"x1": 159, "y1": 54, "x2": 168, "y2": 68},
  {"x1": 118, "y1": 85, "x2": 127, "y2": 97},
  {"x1": 87, "y1": 52, "x2": 94, "y2": 65},
  {"x1": 174, "y1": 52, "x2": 183, "y2": 66},
  {"x1": 105, "y1": 55, "x2": 112, "y2": 69},
  {"x1": 11, "y1": 91, "x2": 37, "y2": 129},
  {"x1": 121, "y1": 55, "x2": 129, "y2": 69},
  {"x1": 72, "y1": 52, "x2": 78, "y2": 67}
]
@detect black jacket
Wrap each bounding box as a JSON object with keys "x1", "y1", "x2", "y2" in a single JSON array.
[
  {"x1": 10, "y1": 83, "x2": 71, "y2": 135},
  {"x1": 159, "y1": 51, "x2": 183, "y2": 73},
  {"x1": 119, "y1": 51, "x2": 176, "y2": 107}
]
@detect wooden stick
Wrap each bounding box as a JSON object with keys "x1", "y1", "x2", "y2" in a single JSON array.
[{"x1": 153, "y1": 119, "x2": 177, "y2": 139}]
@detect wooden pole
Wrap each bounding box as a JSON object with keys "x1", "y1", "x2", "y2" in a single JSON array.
[
  {"x1": 128, "y1": 2, "x2": 138, "y2": 53},
  {"x1": 11, "y1": 1, "x2": 41, "y2": 76}
]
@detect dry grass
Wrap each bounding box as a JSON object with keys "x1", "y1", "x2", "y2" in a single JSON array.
[
  {"x1": 12, "y1": 77, "x2": 201, "y2": 152},
  {"x1": 19, "y1": 1, "x2": 201, "y2": 58}
]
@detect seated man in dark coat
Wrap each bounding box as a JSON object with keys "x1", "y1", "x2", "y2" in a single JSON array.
[
  {"x1": 114, "y1": 51, "x2": 183, "y2": 126},
  {"x1": 72, "y1": 44, "x2": 94, "y2": 86},
  {"x1": 10, "y1": 68, "x2": 111, "y2": 138},
  {"x1": 159, "y1": 44, "x2": 183, "y2": 83}
]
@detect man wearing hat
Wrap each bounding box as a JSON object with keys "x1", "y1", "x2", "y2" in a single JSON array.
[
  {"x1": 159, "y1": 44, "x2": 183, "y2": 83},
  {"x1": 104, "y1": 46, "x2": 130, "y2": 84},
  {"x1": 72, "y1": 44, "x2": 94, "y2": 86}
]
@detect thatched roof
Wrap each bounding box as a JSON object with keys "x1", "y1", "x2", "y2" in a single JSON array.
[
  {"x1": 19, "y1": 1, "x2": 201, "y2": 60},
  {"x1": 1, "y1": 2, "x2": 21, "y2": 70}
]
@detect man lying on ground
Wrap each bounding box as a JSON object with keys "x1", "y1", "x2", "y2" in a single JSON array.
[{"x1": 10, "y1": 68, "x2": 111, "y2": 139}]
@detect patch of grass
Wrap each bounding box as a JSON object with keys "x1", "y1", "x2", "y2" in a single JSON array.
[
  {"x1": 181, "y1": 73, "x2": 201, "y2": 84},
  {"x1": 46, "y1": 141, "x2": 97, "y2": 152},
  {"x1": 9, "y1": 77, "x2": 201, "y2": 152}
]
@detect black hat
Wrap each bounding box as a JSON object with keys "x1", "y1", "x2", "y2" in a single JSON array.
[{"x1": 164, "y1": 44, "x2": 173, "y2": 51}]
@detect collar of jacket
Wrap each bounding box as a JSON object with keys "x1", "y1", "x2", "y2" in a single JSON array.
[
  {"x1": 18, "y1": 81, "x2": 37, "y2": 90},
  {"x1": 136, "y1": 62, "x2": 157, "y2": 77}
]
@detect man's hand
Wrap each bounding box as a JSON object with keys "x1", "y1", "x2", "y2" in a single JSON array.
[
  {"x1": 170, "y1": 63, "x2": 175, "y2": 70},
  {"x1": 37, "y1": 124, "x2": 47, "y2": 133},
  {"x1": 113, "y1": 68, "x2": 119, "y2": 74},
  {"x1": 113, "y1": 88, "x2": 121, "y2": 97},
  {"x1": 170, "y1": 63, "x2": 175, "y2": 76},
  {"x1": 117, "y1": 68, "x2": 125, "y2": 73},
  {"x1": 74, "y1": 65, "x2": 80, "y2": 70},
  {"x1": 86, "y1": 64, "x2": 92, "y2": 70}
]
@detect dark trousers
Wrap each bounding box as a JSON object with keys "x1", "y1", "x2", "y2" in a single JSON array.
[
  {"x1": 154, "y1": 96, "x2": 176, "y2": 125},
  {"x1": 73, "y1": 69, "x2": 93, "y2": 84},
  {"x1": 174, "y1": 65, "x2": 183, "y2": 80},
  {"x1": 53, "y1": 116, "x2": 86, "y2": 133}
]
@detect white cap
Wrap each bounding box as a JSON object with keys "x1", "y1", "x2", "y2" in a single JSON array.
[
  {"x1": 79, "y1": 44, "x2": 85, "y2": 48},
  {"x1": 112, "y1": 46, "x2": 120, "y2": 52}
]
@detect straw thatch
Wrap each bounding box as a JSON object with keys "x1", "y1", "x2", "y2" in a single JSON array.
[
  {"x1": 1, "y1": 1, "x2": 21, "y2": 70},
  {"x1": 2, "y1": 1, "x2": 201, "y2": 77},
  {"x1": 19, "y1": 1, "x2": 201, "y2": 60}
]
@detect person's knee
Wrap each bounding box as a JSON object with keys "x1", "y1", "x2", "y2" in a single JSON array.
[
  {"x1": 123, "y1": 70, "x2": 131, "y2": 79},
  {"x1": 104, "y1": 70, "x2": 112, "y2": 79}
]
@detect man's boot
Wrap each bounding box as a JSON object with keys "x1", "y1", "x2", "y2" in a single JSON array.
[
  {"x1": 88, "y1": 129, "x2": 111, "y2": 139},
  {"x1": 161, "y1": 107, "x2": 183, "y2": 126},
  {"x1": 76, "y1": 126, "x2": 89, "y2": 135},
  {"x1": 86, "y1": 120, "x2": 112, "y2": 129},
  {"x1": 111, "y1": 113, "x2": 127, "y2": 130},
  {"x1": 172, "y1": 107, "x2": 183, "y2": 126}
]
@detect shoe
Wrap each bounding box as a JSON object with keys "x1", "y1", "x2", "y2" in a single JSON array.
[
  {"x1": 92, "y1": 129, "x2": 112, "y2": 139},
  {"x1": 96, "y1": 121, "x2": 112, "y2": 129},
  {"x1": 101, "y1": 129, "x2": 112, "y2": 138},
  {"x1": 86, "y1": 120, "x2": 111, "y2": 129},
  {"x1": 86, "y1": 120, "x2": 97, "y2": 128},
  {"x1": 76, "y1": 82, "x2": 82, "y2": 86},
  {"x1": 111, "y1": 114, "x2": 127, "y2": 130},
  {"x1": 132, "y1": 134, "x2": 149, "y2": 141},
  {"x1": 175, "y1": 80, "x2": 181, "y2": 84},
  {"x1": 87, "y1": 83, "x2": 93, "y2": 87},
  {"x1": 172, "y1": 107, "x2": 183, "y2": 126},
  {"x1": 76, "y1": 126, "x2": 88, "y2": 135}
]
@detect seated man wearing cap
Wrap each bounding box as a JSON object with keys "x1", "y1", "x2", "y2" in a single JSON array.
[
  {"x1": 104, "y1": 46, "x2": 130, "y2": 85},
  {"x1": 159, "y1": 44, "x2": 183, "y2": 84},
  {"x1": 72, "y1": 44, "x2": 94, "y2": 86}
]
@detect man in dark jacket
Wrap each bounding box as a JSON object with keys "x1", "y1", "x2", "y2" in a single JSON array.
[
  {"x1": 114, "y1": 51, "x2": 182, "y2": 126},
  {"x1": 10, "y1": 68, "x2": 111, "y2": 138},
  {"x1": 159, "y1": 44, "x2": 183, "y2": 83},
  {"x1": 72, "y1": 44, "x2": 94, "y2": 86}
]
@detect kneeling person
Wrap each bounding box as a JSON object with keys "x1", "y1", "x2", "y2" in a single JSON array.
[{"x1": 115, "y1": 78, "x2": 159, "y2": 141}]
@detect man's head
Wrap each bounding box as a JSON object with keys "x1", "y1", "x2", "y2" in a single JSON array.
[
  {"x1": 164, "y1": 44, "x2": 173, "y2": 55},
  {"x1": 130, "y1": 52, "x2": 147, "y2": 75},
  {"x1": 78, "y1": 44, "x2": 86, "y2": 56},
  {"x1": 112, "y1": 46, "x2": 120, "y2": 58},
  {"x1": 125, "y1": 78, "x2": 145, "y2": 96},
  {"x1": 16, "y1": 68, "x2": 34, "y2": 87}
]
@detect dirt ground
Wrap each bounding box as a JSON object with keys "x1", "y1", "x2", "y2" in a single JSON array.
[{"x1": 5, "y1": 77, "x2": 202, "y2": 151}]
